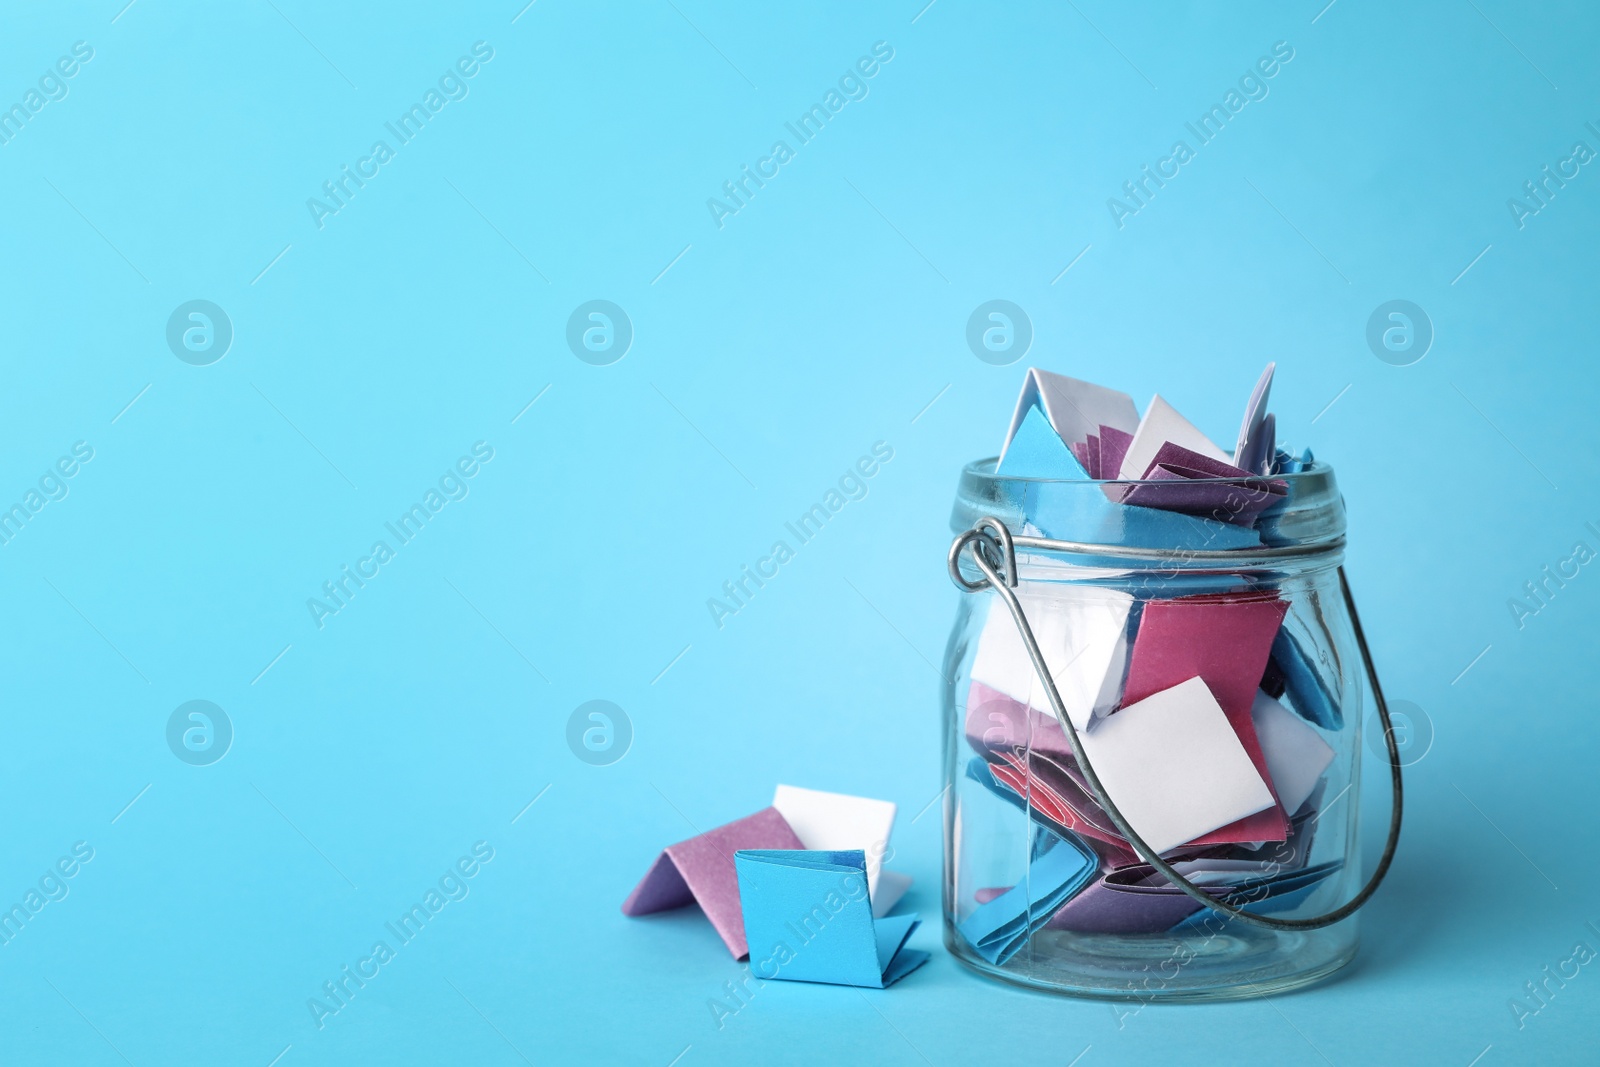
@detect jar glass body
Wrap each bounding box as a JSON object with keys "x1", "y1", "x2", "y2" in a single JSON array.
[{"x1": 941, "y1": 460, "x2": 1364, "y2": 1000}]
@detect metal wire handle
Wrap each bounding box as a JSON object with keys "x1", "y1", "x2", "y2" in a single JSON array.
[{"x1": 948, "y1": 518, "x2": 1404, "y2": 931}]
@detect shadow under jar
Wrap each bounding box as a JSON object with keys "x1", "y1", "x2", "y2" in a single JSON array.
[{"x1": 940, "y1": 458, "x2": 1401, "y2": 1000}]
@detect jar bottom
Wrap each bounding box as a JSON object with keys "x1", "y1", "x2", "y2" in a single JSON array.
[{"x1": 945, "y1": 924, "x2": 1359, "y2": 1001}]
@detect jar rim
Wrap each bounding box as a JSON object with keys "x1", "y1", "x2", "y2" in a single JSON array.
[
  {"x1": 951, "y1": 456, "x2": 1346, "y2": 556},
  {"x1": 960, "y1": 456, "x2": 1333, "y2": 486}
]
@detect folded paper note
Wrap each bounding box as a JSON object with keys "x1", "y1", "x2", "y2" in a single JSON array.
[
  {"x1": 965, "y1": 683, "x2": 1280, "y2": 850},
  {"x1": 997, "y1": 369, "x2": 1140, "y2": 478},
  {"x1": 622, "y1": 806, "x2": 803, "y2": 958},
  {"x1": 1118, "y1": 441, "x2": 1286, "y2": 528},
  {"x1": 1241, "y1": 413, "x2": 1276, "y2": 478},
  {"x1": 969, "y1": 586, "x2": 1133, "y2": 731},
  {"x1": 1278, "y1": 445, "x2": 1314, "y2": 474},
  {"x1": 1117, "y1": 394, "x2": 1231, "y2": 482},
  {"x1": 1047, "y1": 863, "x2": 1222, "y2": 935},
  {"x1": 1166, "y1": 860, "x2": 1343, "y2": 932},
  {"x1": 1234, "y1": 363, "x2": 1276, "y2": 475},
  {"x1": 1250, "y1": 691, "x2": 1335, "y2": 816},
  {"x1": 972, "y1": 676, "x2": 1279, "y2": 860},
  {"x1": 734, "y1": 850, "x2": 928, "y2": 988},
  {"x1": 1136, "y1": 441, "x2": 1265, "y2": 483},
  {"x1": 966, "y1": 681, "x2": 1075, "y2": 762},
  {"x1": 1014, "y1": 478, "x2": 1266, "y2": 552},
  {"x1": 1270, "y1": 624, "x2": 1344, "y2": 730},
  {"x1": 1079, "y1": 677, "x2": 1276, "y2": 854},
  {"x1": 1096, "y1": 424, "x2": 1134, "y2": 482},
  {"x1": 771, "y1": 784, "x2": 907, "y2": 914},
  {"x1": 997, "y1": 403, "x2": 1082, "y2": 480},
  {"x1": 1123, "y1": 463, "x2": 1283, "y2": 528},
  {"x1": 1043, "y1": 803, "x2": 1324, "y2": 935},
  {"x1": 1126, "y1": 591, "x2": 1299, "y2": 716},
  {"x1": 1121, "y1": 590, "x2": 1292, "y2": 843},
  {"x1": 1049, "y1": 859, "x2": 1342, "y2": 935},
  {"x1": 978, "y1": 751, "x2": 1129, "y2": 854},
  {"x1": 957, "y1": 827, "x2": 1098, "y2": 964}
]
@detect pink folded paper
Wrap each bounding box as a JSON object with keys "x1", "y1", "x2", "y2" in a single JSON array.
[
  {"x1": 1119, "y1": 591, "x2": 1291, "y2": 843},
  {"x1": 621, "y1": 806, "x2": 803, "y2": 958}
]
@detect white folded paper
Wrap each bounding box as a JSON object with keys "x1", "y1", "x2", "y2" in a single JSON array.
[
  {"x1": 1081, "y1": 676, "x2": 1276, "y2": 854},
  {"x1": 969, "y1": 586, "x2": 1133, "y2": 731},
  {"x1": 1250, "y1": 691, "x2": 1335, "y2": 816},
  {"x1": 1234, "y1": 363, "x2": 1276, "y2": 475},
  {"x1": 871, "y1": 869, "x2": 913, "y2": 919},
  {"x1": 1118, "y1": 394, "x2": 1232, "y2": 480},
  {"x1": 999, "y1": 368, "x2": 1140, "y2": 469},
  {"x1": 772, "y1": 784, "x2": 903, "y2": 905}
]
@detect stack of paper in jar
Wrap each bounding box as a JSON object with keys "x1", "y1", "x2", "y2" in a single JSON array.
[{"x1": 958, "y1": 365, "x2": 1344, "y2": 962}]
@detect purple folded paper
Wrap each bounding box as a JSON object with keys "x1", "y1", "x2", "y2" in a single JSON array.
[
  {"x1": 1046, "y1": 807, "x2": 1323, "y2": 935},
  {"x1": 1071, "y1": 439, "x2": 1095, "y2": 475},
  {"x1": 1045, "y1": 863, "x2": 1207, "y2": 934},
  {"x1": 1168, "y1": 858, "x2": 1342, "y2": 932},
  {"x1": 1120, "y1": 442, "x2": 1286, "y2": 527},
  {"x1": 1046, "y1": 859, "x2": 1343, "y2": 934},
  {"x1": 1128, "y1": 464, "x2": 1282, "y2": 527},
  {"x1": 622, "y1": 806, "x2": 804, "y2": 959},
  {"x1": 1080, "y1": 435, "x2": 1100, "y2": 478},
  {"x1": 1097, "y1": 425, "x2": 1134, "y2": 484}
]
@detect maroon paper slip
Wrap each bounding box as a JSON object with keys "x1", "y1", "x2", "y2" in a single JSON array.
[{"x1": 1117, "y1": 591, "x2": 1291, "y2": 843}]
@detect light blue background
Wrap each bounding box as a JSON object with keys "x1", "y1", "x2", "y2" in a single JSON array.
[{"x1": 0, "y1": 1, "x2": 1595, "y2": 1063}]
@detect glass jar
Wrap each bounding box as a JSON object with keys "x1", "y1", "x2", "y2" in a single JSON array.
[{"x1": 940, "y1": 458, "x2": 1400, "y2": 1000}]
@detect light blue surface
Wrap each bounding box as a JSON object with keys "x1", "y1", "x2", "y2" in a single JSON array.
[{"x1": 0, "y1": 1, "x2": 1596, "y2": 1063}]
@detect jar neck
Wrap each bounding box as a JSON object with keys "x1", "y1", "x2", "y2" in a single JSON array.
[{"x1": 950, "y1": 457, "x2": 1347, "y2": 560}]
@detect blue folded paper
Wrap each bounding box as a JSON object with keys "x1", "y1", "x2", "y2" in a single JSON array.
[
  {"x1": 1275, "y1": 446, "x2": 1315, "y2": 474},
  {"x1": 956, "y1": 826, "x2": 1098, "y2": 965},
  {"x1": 1270, "y1": 626, "x2": 1343, "y2": 730},
  {"x1": 734, "y1": 849, "x2": 928, "y2": 988},
  {"x1": 1014, "y1": 476, "x2": 1265, "y2": 554},
  {"x1": 998, "y1": 404, "x2": 1082, "y2": 480}
]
